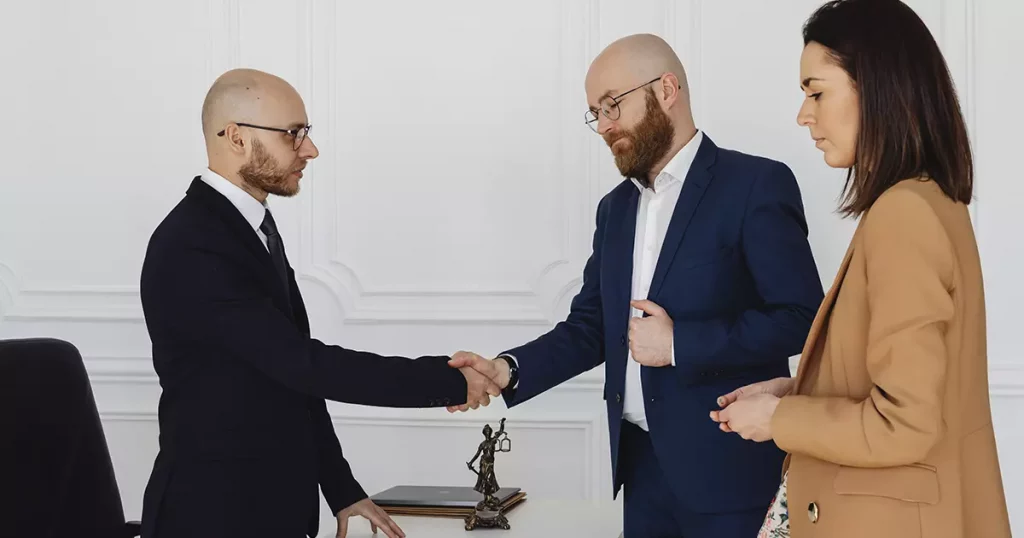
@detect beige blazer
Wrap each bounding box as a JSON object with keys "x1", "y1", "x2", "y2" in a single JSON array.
[{"x1": 771, "y1": 178, "x2": 1011, "y2": 538}]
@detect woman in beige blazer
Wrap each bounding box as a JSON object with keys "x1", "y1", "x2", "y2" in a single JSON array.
[{"x1": 709, "y1": 1, "x2": 1012, "y2": 537}]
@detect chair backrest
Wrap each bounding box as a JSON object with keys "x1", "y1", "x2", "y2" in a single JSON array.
[{"x1": 0, "y1": 337, "x2": 130, "y2": 537}]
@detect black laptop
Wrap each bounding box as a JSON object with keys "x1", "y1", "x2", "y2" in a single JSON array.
[{"x1": 370, "y1": 485, "x2": 521, "y2": 508}]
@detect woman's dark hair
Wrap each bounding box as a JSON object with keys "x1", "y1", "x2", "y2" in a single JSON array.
[{"x1": 803, "y1": 0, "x2": 973, "y2": 216}]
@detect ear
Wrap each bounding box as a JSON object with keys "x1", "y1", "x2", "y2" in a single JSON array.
[
  {"x1": 220, "y1": 124, "x2": 247, "y2": 154},
  {"x1": 658, "y1": 73, "x2": 681, "y2": 107}
]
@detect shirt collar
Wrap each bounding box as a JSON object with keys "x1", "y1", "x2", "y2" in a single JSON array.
[
  {"x1": 199, "y1": 168, "x2": 267, "y2": 233},
  {"x1": 631, "y1": 129, "x2": 703, "y2": 193}
]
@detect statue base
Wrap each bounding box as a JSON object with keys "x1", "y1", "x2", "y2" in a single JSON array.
[{"x1": 464, "y1": 498, "x2": 511, "y2": 530}]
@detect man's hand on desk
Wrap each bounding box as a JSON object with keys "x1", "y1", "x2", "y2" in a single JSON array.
[
  {"x1": 447, "y1": 351, "x2": 510, "y2": 413},
  {"x1": 336, "y1": 498, "x2": 404, "y2": 538}
]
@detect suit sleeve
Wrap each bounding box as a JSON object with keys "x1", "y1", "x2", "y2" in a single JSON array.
[
  {"x1": 500, "y1": 196, "x2": 609, "y2": 406},
  {"x1": 140, "y1": 243, "x2": 468, "y2": 408},
  {"x1": 309, "y1": 397, "x2": 367, "y2": 515},
  {"x1": 671, "y1": 162, "x2": 823, "y2": 380},
  {"x1": 772, "y1": 188, "x2": 954, "y2": 466}
]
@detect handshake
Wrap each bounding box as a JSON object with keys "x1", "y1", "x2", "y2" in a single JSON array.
[{"x1": 448, "y1": 351, "x2": 511, "y2": 413}]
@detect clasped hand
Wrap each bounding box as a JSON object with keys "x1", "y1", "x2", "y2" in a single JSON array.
[
  {"x1": 447, "y1": 351, "x2": 510, "y2": 412},
  {"x1": 709, "y1": 376, "x2": 793, "y2": 442},
  {"x1": 452, "y1": 352, "x2": 504, "y2": 412}
]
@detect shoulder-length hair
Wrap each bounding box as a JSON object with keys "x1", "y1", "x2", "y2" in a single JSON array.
[{"x1": 803, "y1": 0, "x2": 973, "y2": 216}]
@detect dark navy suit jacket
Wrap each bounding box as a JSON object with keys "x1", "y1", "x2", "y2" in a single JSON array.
[
  {"x1": 502, "y1": 134, "x2": 824, "y2": 514},
  {"x1": 139, "y1": 178, "x2": 468, "y2": 538}
]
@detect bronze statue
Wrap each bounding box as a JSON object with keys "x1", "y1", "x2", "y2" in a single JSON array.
[{"x1": 464, "y1": 418, "x2": 511, "y2": 530}]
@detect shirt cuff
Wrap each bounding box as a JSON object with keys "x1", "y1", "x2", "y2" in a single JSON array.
[
  {"x1": 670, "y1": 337, "x2": 676, "y2": 367},
  {"x1": 497, "y1": 353, "x2": 519, "y2": 389}
]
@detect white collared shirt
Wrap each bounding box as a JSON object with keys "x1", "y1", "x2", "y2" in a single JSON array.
[
  {"x1": 199, "y1": 168, "x2": 271, "y2": 251},
  {"x1": 622, "y1": 130, "x2": 703, "y2": 431}
]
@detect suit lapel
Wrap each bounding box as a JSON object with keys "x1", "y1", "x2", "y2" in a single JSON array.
[
  {"x1": 791, "y1": 231, "x2": 857, "y2": 394},
  {"x1": 605, "y1": 186, "x2": 640, "y2": 326},
  {"x1": 186, "y1": 177, "x2": 293, "y2": 314},
  {"x1": 647, "y1": 135, "x2": 717, "y2": 299}
]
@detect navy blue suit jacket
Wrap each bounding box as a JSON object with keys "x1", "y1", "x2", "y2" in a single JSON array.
[
  {"x1": 139, "y1": 178, "x2": 469, "y2": 538},
  {"x1": 502, "y1": 134, "x2": 824, "y2": 514}
]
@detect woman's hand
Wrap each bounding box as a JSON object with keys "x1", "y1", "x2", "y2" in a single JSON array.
[
  {"x1": 715, "y1": 376, "x2": 794, "y2": 408},
  {"x1": 709, "y1": 377, "x2": 792, "y2": 440},
  {"x1": 710, "y1": 393, "x2": 781, "y2": 442}
]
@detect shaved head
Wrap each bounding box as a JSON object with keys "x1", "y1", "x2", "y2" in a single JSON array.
[
  {"x1": 587, "y1": 33, "x2": 690, "y2": 103},
  {"x1": 200, "y1": 68, "x2": 319, "y2": 202},
  {"x1": 201, "y1": 68, "x2": 302, "y2": 141},
  {"x1": 585, "y1": 33, "x2": 697, "y2": 185}
]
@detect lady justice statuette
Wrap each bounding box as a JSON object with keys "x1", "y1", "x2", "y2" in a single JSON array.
[{"x1": 464, "y1": 418, "x2": 512, "y2": 530}]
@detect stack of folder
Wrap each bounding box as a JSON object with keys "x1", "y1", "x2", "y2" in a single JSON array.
[{"x1": 370, "y1": 485, "x2": 527, "y2": 518}]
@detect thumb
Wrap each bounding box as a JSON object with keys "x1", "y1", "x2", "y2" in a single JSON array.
[
  {"x1": 630, "y1": 299, "x2": 666, "y2": 317},
  {"x1": 448, "y1": 354, "x2": 475, "y2": 368},
  {"x1": 717, "y1": 386, "x2": 744, "y2": 407}
]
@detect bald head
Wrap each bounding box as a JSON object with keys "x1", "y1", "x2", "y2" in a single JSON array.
[
  {"x1": 589, "y1": 34, "x2": 689, "y2": 93},
  {"x1": 201, "y1": 68, "x2": 304, "y2": 141}
]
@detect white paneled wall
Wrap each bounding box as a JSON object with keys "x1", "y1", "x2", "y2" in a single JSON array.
[{"x1": 0, "y1": 1, "x2": 1021, "y2": 535}]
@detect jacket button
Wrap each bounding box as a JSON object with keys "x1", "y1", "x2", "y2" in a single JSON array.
[
  {"x1": 615, "y1": 393, "x2": 622, "y2": 403},
  {"x1": 808, "y1": 502, "x2": 819, "y2": 523}
]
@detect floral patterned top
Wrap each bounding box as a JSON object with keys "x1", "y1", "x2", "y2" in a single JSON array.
[{"x1": 758, "y1": 472, "x2": 789, "y2": 538}]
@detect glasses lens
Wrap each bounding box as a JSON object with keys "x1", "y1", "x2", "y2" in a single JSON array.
[
  {"x1": 600, "y1": 98, "x2": 619, "y2": 121},
  {"x1": 585, "y1": 110, "x2": 599, "y2": 132},
  {"x1": 293, "y1": 126, "x2": 309, "y2": 150}
]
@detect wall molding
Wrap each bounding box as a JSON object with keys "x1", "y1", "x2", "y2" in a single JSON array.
[
  {"x1": 99, "y1": 407, "x2": 606, "y2": 500},
  {"x1": 0, "y1": 263, "x2": 17, "y2": 321},
  {"x1": 294, "y1": 0, "x2": 596, "y2": 325},
  {"x1": 2, "y1": 286, "x2": 143, "y2": 323}
]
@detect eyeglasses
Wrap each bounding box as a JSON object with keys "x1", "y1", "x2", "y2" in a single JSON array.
[
  {"x1": 584, "y1": 76, "x2": 664, "y2": 133},
  {"x1": 217, "y1": 122, "x2": 312, "y2": 150}
]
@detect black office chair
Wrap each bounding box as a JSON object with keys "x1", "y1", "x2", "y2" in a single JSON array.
[{"x1": 0, "y1": 337, "x2": 142, "y2": 537}]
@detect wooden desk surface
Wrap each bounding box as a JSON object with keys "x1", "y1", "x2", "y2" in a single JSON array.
[{"x1": 326, "y1": 499, "x2": 623, "y2": 538}]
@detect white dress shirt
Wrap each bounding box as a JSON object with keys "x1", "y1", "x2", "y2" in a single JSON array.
[
  {"x1": 622, "y1": 129, "x2": 703, "y2": 431},
  {"x1": 199, "y1": 168, "x2": 271, "y2": 251}
]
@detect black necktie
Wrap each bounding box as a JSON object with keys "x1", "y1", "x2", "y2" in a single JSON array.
[{"x1": 259, "y1": 209, "x2": 292, "y2": 301}]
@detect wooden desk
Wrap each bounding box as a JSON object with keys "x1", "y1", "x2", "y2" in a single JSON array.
[{"x1": 326, "y1": 499, "x2": 623, "y2": 538}]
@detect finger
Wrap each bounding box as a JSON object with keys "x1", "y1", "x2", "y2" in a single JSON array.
[
  {"x1": 630, "y1": 299, "x2": 666, "y2": 317},
  {"x1": 337, "y1": 517, "x2": 348, "y2": 538},
  {"x1": 720, "y1": 422, "x2": 733, "y2": 433},
  {"x1": 368, "y1": 510, "x2": 401, "y2": 538},
  {"x1": 371, "y1": 521, "x2": 378, "y2": 534},
  {"x1": 486, "y1": 381, "x2": 502, "y2": 397},
  {"x1": 716, "y1": 407, "x2": 731, "y2": 422},
  {"x1": 717, "y1": 388, "x2": 743, "y2": 407},
  {"x1": 377, "y1": 507, "x2": 406, "y2": 538}
]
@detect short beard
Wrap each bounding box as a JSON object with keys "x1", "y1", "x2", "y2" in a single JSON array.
[
  {"x1": 606, "y1": 89, "x2": 674, "y2": 187},
  {"x1": 238, "y1": 138, "x2": 299, "y2": 197}
]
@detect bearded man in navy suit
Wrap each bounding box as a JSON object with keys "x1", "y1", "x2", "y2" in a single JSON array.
[{"x1": 448, "y1": 34, "x2": 824, "y2": 538}]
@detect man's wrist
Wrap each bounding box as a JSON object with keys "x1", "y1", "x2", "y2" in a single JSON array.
[{"x1": 497, "y1": 354, "x2": 518, "y2": 389}]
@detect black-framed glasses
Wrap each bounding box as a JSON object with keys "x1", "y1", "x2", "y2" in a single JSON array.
[
  {"x1": 217, "y1": 122, "x2": 312, "y2": 150},
  {"x1": 584, "y1": 77, "x2": 662, "y2": 133}
]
